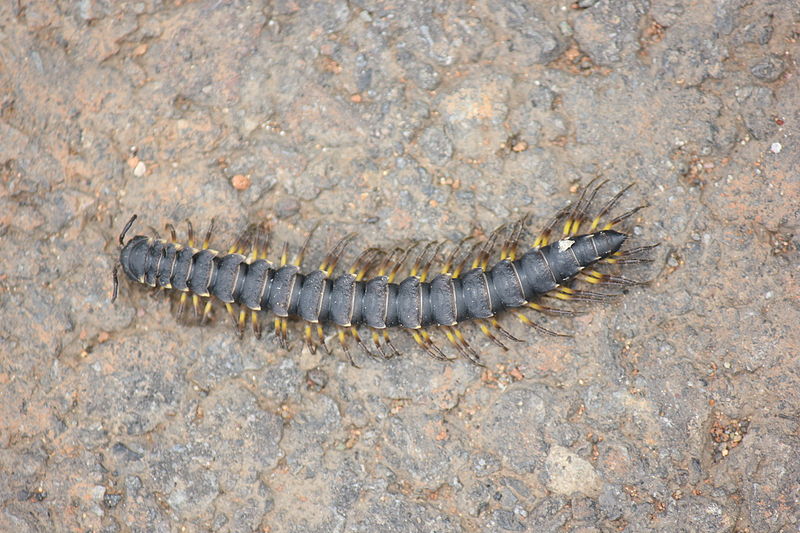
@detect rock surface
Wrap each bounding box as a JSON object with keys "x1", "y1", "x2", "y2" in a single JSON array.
[{"x1": 0, "y1": 1, "x2": 797, "y2": 531}]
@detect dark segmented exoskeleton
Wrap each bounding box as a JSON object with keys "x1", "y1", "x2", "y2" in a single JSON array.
[{"x1": 111, "y1": 180, "x2": 657, "y2": 365}]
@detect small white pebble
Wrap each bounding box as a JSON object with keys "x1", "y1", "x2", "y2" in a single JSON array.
[
  {"x1": 770, "y1": 142, "x2": 782, "y2": 154},
  {"x1": 133, "y1": 161, "x2": 146, "y2": 177}
]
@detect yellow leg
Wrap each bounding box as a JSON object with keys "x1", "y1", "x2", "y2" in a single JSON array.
[
  {"x1": 186, "y1": 220, "x2": 195, "y2": 247},
  {"x1": 490, "y1": 317, "x2": 521, "y2": 342},
  {"x1": 451, "y1": 326, "x2": 484, "y2": 365},
  {"x1": 238, "y1": 308, "x2": 247, "y2": 334},
  {"x1": 371, "y1": 330, "x2": 386, "y2": 358},
  {"x1": 292, "y1": 223, "x2": 318, "y2": 267},
  {"x1": 178, "y1": 292, "x2": 188, "y2": 317},
  {"x1": 192, "y1": 294, "x2": 201, "y2": 317},
  {"x1": 527, "y1": 301, "x2": 575, "y2": 316},
  {"x1": 252, "y1": 311, "x2": 262, "y2": 339},
  {"x1": 514, "y1": 310, "x2": 570, "y2": 337},
  {"x1": 317, "y1": 325, "x2": 330, "y2": 354},
  {"x1": 338, "y1": 327, "x2": 357, "y2": 367},
  {"x1": 202, "y1": 218, "x2": 216, "y2": 249},
  {"x1": 165, "y1": 223, "x2": 177, "y2": 242},
  {"x1": 383, "y1": 330, "x2": 400, "y2": 358},
  {"x1": 304, "y1": 324, "x2": 316, "y2": 354},
  {"x1": 478, "y1": 320, "x2": 508, "y2": 351},
  {"x1": 420, "y1": 329, "x2": 450, "y2": 360},
  {"x1": 410, "y1": 242, "x2": 436, "y2": 278},
  {"x1": 274, "y1": 317, "x2": 284, "y2": 347},
  {"x1": 388, "y1": 246, "x2": 415, "y2": 283},
  {"x1": 444, "y1": 326, "x2": 483, "y2": 366},
  {"x1": 279, "y1": 242, "x2": 289, "y2": 267},
  {"x1": 201, "y1": 300, "x2": 214, "y2": 324},
  {"x1": 256, "y1": 222, "x2": 271, "y2": 260},
  {"x1": 351, "y1": 327, "x2": 374, "y2": 358},
  {"x1": 223, "y1": 302, "x2": 237, "y2": 329},
  {"x1": 420, "y1": 242, "x2": 445, "y2": 282}
]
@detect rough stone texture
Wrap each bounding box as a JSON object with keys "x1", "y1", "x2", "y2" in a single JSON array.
[
  {"x1": 544, "y1": 446, "x2": 603, "y2": 498},
  {"x1": 1, "y1": 1, "x2": 798, "y2": 532}
]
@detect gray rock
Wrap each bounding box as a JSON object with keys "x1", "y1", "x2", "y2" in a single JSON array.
[
  {"x1": 598, "y1": 484, "x2": 626, "y2": 520},
  {"x1": 417, "y1": 63, "x2": 442, "y2": 91},
  {"x1": 573, "y1": 0, "x2": 648, "y2": 65},
  {"x1": 733, "y1": 15, "x2": 774, "y2": 45},
  {"x1": 481, "y1": 386, "x2": 552, "y2": 473},
  {"x1": 495, "y1": 1, "x2": 563, "y2": 66},
  {"x1": 524, "y1": 497, "x2": 570, "y2": 531},
  {"x1": 347, "y1": 495, "x2": 461, "y2": 533},
  {"x1": 651, "y1": 0, "x2": 684, "y2": 27},
  {"x1": 750, "y1": 54, "x2": 786, "y2": 82},
  {"x1": 544, "y1": 446, "x2": 603, "y2": 497},
  {"x1": 529, "y1": 84, "x2": 557, "y2": 110},
  {"x1": 662, "y1": 495, "x2": 736, "y2": 532},
  {"x1": 275, "y1": 197, "x2": 301, "y2": 218},
  {"x1": 735, "y1": 85, "x2": 777, "y2": 140},
  {"x1": 418, "y1": 125, "x2": 454, "y2": 165},
  {"x1": 659, "y1": 27, "x2": 729, "y2": 85},
  {"x1": 472, "y1": 451, "x2": 502, "y2": 477},
  {"x1": 492, "y1": 508, "x2": 525, "y2": 531}
]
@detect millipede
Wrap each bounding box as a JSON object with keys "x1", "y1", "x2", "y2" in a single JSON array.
[{"x1": 111, "y1": 179, "x2": 657, "y2": 366}]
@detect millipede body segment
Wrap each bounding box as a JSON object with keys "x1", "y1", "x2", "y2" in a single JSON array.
[{"x1": 112, "y1": 181, "x2": 655, "y2": 364}]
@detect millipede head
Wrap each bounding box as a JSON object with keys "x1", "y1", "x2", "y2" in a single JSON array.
[{"x1": 111, "y1": 214, "x2": 139, "y2": 303}]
